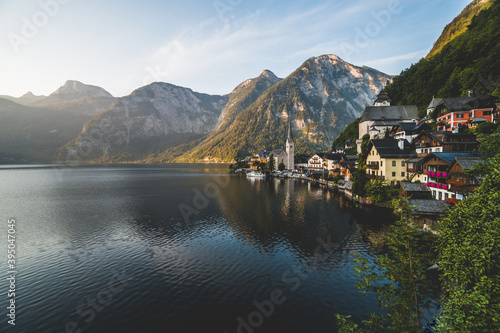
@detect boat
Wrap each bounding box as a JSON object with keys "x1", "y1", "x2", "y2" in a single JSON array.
[{"x1": 246, "y1": 171, "x2": 266, "y2": 178}]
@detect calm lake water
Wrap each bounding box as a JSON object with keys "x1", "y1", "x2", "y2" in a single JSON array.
[{"x1": 0, "y1": 165, "x2": 394, "y2": 333}]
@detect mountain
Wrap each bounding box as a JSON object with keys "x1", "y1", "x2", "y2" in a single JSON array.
[
  {"x1": 385, "y1": 0, "x2": 500, "y2": 115},
  {"x1": 0, "y1": 91, "x2": 46, "y2": 105},
  {"x1": 176, "y1": 55, "x2": 391, "y2": 162},
  {"x1": 61, "y1": 83, "x2": 228, "y2": 162},
  {"x1": 0, "y1": 98, "x2": 96, "y2": 163},
  {"x1": 168, "y1": 70, "x2": 283, "y2": 162},
  {"x1": 427, "y1": 0, "x2": 493, "y2": 58},
  {"x1": 0, "y1": 81, "x2": 118, "y2": 163},
  {"x1": 33, "y1": 80, "x2": 113, "y2": 106}
]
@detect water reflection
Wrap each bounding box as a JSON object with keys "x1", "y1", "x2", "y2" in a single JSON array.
[{"x1": 0, "y1": 166, "x2": 394, "y2": 332}]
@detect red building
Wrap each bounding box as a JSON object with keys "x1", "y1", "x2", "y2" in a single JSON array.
[{"x1": 435, "y1": 95, "x2": 495, "y2": 132}]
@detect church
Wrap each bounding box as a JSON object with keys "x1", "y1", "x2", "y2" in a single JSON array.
[{"x1": 269, "y1": 121, "x2": 295, "y2": 170}]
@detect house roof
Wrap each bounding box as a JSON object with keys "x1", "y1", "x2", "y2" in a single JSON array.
[
  {"x1": 398, "y1": 122, "x2": 426, "y2": 132},
  {"x1": 408, "y1": 199, "x2": 452, "y2": 216},
  {"x1": 454, "y1": 157, "x2": 483, "y2": 171},
  {"x1": 324, "y1": 153, "x2": 343, "y2": 161},
  {"x1": 294, "y1": 154, "x2": 310, "y2": 164},
  {"x1": 344, "y1": 181, "x2": 353, "y2": 191},
  {"x1": 269, "y1": 149, "x2": 284, "y2": 156},
  {"x1": 415, "y1": 131, "x2": 478, "y2": 145},
  {"x1": 371, "y1": 120, "x2": 401, "y2": 127},
  {"x1": 469, "y1": 117, "x2": 488, "y2": 123},
  {"x1": 421, "y1": 152, "x2": 481, "y2": 165},
  {"x1": 427, "y1": 97, "x2": 443, "y2": 110},
  {"x1": 371, "y1": 139, "x2": 416, "y2": 158},
  {"x1": 361, "y1": 105, "x2": 419, "y2": 123},
  {"x1": 436, "y1": 95, "x2": 495, "y2": 113},
  {"x1": 257, "y1": 150, "x2": 269, "y2": 159},
  {"x1": 400, "y1": 182, "x2": 430, "y2": 193},
  {"x1": 345, "y1": 155, "x2": 359, "y2": 161},
  {"x1": 310, "y1": 153, "x2": 326, "y2": 159}
]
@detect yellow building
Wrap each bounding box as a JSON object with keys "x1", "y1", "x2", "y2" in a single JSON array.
[{"x1": 366, "y1": 139, "x2": 416, "y2": 183}]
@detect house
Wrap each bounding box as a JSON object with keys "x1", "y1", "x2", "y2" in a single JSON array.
[
  {"x1": 435, "y1": 94, "x2": 495, "y2": 132},
  {"x1": 467, "y1": 117, "x2": 488, "y2": 129},
  {"x1": 324, "y1": 153, "x2": 344, "y2": 175},
  {"x1": 344, "y1": 140, "x2": 355, "y2": 151},
  {"x1": 427, "y1": 97, "x2": 444, "y2": 116},
  {"x1": 357, "y1": 90, "x2": 419, "y2": 153},
  {"x1": 447, "y1": 157, "x2": 483, "y2": 200},
  {"x1": 294, "y1": 154, "x2": 310, "y2": 171},
  {"x1": 399, "y1": 182, "x2": 432, "y2": 199},
  {"x1": 407, "y1": 199, "x2": 452, "y2": 230},
  {"x1": 394, "y1": 122, "x2": 428, "y2": 143},
  {"x1": 419, "y1": 152, "x2": 480, "y2": 201},
  {"x1": 366, "y1": 139, "x2": 416, "y2": 183},
  {"x1": 340, "y1": 155, "x2": 358, "y2": 181},
  {"x1": 334, "y1": 147, "x2": 345, "y2": 154},
  {"x1": 308, "y1": 153, "x2": 326, "y2": 171},
  {"x1": 413, "y1": 131, "x2": 478, "y2": 157}
]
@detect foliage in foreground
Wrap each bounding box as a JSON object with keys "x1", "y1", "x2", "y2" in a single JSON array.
[
  {"x1": 436, "y1": 130, "x2": 500, "y2": 332},
  {"x1": 336, "y1": 198, "x2": 439, "y2": 332}
]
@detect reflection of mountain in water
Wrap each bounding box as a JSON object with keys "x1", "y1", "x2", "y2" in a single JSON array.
[{"x1": 218, "y1": 176, "x2": 393, "y2": 255}]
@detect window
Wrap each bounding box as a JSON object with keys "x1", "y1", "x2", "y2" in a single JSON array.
[
  {"x1": 432, "y1": 190, "x2": 436, "y2": 198},
  {"x1": 401, "y1": 172, "x2": 405, "y2": 177},
  {"x1": 392, "y1": 172, "x2": 396, "y2": 177},
  {"x1": 392, "y1": 161, "x2": 396, "y2": 167},
  {"x1": 483, "y1": 111, "x2": 492, "y2": 116},
  {"x1": 445, "y1": 193, "x2": 449, "y2": 200},
  {"x1": 456, "y1": 113, "x2": 464, "y2": 119},
  {"x1": 381, "y1": 161, "x2": 383, "y2": 167},
  {"x1": 469, "y1": 112, "x2": 472, "y2": 117},
  {"x1": 401, "y1": 161, "x2": 405, "y2": 167}
]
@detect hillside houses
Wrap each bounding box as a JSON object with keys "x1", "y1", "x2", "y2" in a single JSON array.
[{"x1": 357, "y1": 90, "x2": 419, "y2": 153}]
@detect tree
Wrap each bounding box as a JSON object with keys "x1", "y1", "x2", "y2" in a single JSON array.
[
  {"x1": 268, "y1": 154, "x2": 275, "y2": 172},
  {"x1": 357, "y1": 134, "x2": 371, "y2": 169},
  {"x1": 436, "y1": 128, "x2": 500, "y2": 332},
  {"x1": 351, "y1": 168, "x2": 367, "y2": 197},
  {"x1": 258, "y1": 162, "x2": 267, "y2": 171},
  {"x1": 337, "y1": 198, "x2": 439, "y2": 332},
  {"x1": 365, "y1": 179, "x2": 396, "y2": 203},
  {"x1": 278, "y1": 162, "x2": 286, "y2": 171}
]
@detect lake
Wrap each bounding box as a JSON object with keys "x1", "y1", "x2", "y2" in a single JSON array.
[{"x1": 0, "y1": 165, "x2": 393, "y2": 332}]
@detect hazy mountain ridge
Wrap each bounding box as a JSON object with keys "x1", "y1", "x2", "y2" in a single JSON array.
[
  {"x1": 0, "y1": 91, "x2": 46, "y2": 105},
  {"x1": 61, "y1": 82, "x2": 229, "y2": 162},
  {"x1": 32, "y1": 80, "x2": 114, "y2": 106}
]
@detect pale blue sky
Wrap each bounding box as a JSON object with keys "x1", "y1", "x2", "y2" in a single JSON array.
[{"x1": 0, "y1": 0, "x2": 471, "y2": 97}]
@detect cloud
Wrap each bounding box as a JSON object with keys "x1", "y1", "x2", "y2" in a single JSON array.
[{"x1": 363, "y1": 49, "x2": 429, "y2": 68}]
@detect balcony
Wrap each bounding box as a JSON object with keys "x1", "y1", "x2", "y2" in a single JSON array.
[
  {"x1": 426, "y1": 182, "x2": 449, "y2": 190},
  {"x1": 416, "y1": 142, "x2": 431, "y2": 148},
  {"x1": 366, "y1": 162, "x2": 380, "y2": 170},
  {"x1": 426, "y1": 171, "x2": 448, "y2": 178}
]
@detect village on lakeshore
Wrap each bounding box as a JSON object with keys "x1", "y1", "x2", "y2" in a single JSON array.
[{"x1": 233, "y1": 89, "x2": 500, "y2": 230}]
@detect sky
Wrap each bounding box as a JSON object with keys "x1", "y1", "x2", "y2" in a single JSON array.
[{"x1": 0, "y1": 0, "x2": 472, "y2": 98}]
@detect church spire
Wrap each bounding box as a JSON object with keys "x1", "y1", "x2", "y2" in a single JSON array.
[{"x1": 287, "y1": 119, "x2": 294, "y2": 142}]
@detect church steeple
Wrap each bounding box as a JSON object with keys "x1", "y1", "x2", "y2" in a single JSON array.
[
  {"x1": 286, "y1": 119, "x2": 294, "y2": 170},
  {"x1": 287, "y1": 119, "x2": 294, "y2": 142}
]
